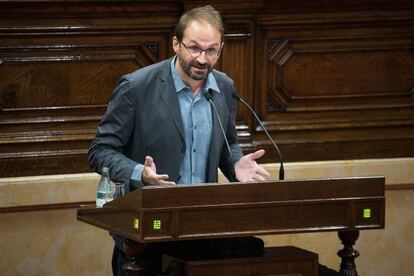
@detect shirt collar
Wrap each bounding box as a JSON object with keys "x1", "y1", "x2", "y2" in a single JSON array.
[{"x1": 170, "y1": 55, "x2": 220, "y2": 94}]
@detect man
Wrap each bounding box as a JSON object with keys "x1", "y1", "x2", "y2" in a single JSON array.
[{"x1": 89, "y1": 5, "x2": 269, "y2": 276}]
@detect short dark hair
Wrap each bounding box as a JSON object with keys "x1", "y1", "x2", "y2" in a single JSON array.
[{"x1": 174, "y1": 5, "x2": 224, "y2": 43}]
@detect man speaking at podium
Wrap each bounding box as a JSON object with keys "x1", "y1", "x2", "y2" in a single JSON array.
[{"x1": 89, "y1": 5, "x2": 269, "y2": 276}]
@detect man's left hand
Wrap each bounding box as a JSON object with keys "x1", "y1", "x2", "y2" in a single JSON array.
[{"x1": 234, "y1": 149, "x2": 270, "y2": 182}]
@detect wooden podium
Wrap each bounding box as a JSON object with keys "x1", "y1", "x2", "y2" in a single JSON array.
[{"x1": 77, "y1": 176, "x2": 385, "y2": 275}]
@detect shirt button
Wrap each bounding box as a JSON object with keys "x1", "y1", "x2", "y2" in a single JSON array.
[
  {"x1": 194, "y1": 125, "x2": 197, "y2": 130},
  {"x1": 193, "y1": 149, "x2": 196, "y2": 153}
]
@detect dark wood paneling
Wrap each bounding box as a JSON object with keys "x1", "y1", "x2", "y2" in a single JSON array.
[
  {"x1": 78, "y1": 177, "x2": 385, "y2": 242},
  {"x1": 219, "y1": 22, "x2": 255, "y2": 142},
  {"x1": 255, "y1": 8, "x2": 414, "y2": 163},
  {"x1": 0, "y1": 1, "x2": 179, "y2": 177},
  {"x1": 1, "y1": 0, "x2": 414, "y2": 177}
]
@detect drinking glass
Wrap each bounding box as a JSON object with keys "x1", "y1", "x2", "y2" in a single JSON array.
[{"x1": 113, "y1": 183, "x2": 126, "y2": 199}]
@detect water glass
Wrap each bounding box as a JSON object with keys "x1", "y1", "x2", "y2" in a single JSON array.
[{"x1": 113, "y1": 183, "x2": 126, "y2": 200}]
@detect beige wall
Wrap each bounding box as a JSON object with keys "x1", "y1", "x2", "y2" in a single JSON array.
[
  {"x1": 257, "y1": 159, "x2": 414, "y2": 276},
  {"x1": 0, "y1": 174, "x2": 113, "y2": 276},
  {"x1": 1, "y1": 158, "x2": 413, "y2": 275}
]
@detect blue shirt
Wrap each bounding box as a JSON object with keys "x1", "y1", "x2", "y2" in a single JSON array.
[{"x1": 131, "y1": 56, "x2": 220, "y2": 184}]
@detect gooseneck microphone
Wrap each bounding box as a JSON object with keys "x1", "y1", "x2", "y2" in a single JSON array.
[
  {"x1": 204, "y1": 91, "x2": 233, "y2": 161},
  {"x1": 232, "y1": 93, "x2": 285, "y2": 180},
  {"x1": 204, "y1": 91, "x2": 236, "y2": 181}
]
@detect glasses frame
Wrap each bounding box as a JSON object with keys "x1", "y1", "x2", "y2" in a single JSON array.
[{"x1": 180, "y1": 41, "x2": 222, "y2": 58}]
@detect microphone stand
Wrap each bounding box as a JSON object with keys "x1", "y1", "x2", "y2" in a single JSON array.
[
  {"x1": 232, "y1": 93, "x2": 285, "y2": 180},
  {"x1": 204, "y1": 91, "x2": 237, "y2": 182}
]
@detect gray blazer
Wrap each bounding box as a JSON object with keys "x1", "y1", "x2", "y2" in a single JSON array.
[{"x1": 88, "y1": 57, "x2": 243, "y2": 189}]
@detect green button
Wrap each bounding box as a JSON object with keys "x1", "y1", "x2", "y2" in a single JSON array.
[
  {"x1": 363, "y1": 208, "x2": 371, "y2": 218},
  {"x1": 133, "y1": 218, "x2": 139, "y2": 229},
  {"x1": 153, "y1": 219, "x2": 162, "y2": 230}
]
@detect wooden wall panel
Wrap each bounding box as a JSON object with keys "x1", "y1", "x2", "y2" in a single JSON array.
[
  {"x1": 266, "y1": 36, "x2": 414, "y2": 113},
  {"x1": 255, "y1": 9, "x2": 414, "y2": 163},
  {"x1": 219, "y1": 22, "x2": 255, "y2": 145},
  {"x1": 1, "y1": 0, "x2": 414, "y2": 177},
  {"x1": 0, "y1": 1, "x2": 179, "y2": 177},
  {"x1": 1, "y1": 41, "x2": 165, "y2": 107}
]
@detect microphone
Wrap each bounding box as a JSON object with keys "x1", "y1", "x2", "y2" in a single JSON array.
[
  {"x1": 204, "y1": 91, "x2": 236, "y2": 181},
  {"x1": 232, "y1": 93, "x2": 285, "y2": 180}
]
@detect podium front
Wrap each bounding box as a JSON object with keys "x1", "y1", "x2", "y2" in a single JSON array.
[{"x1": 78, "y1": 176, "x2": 385, "y2": 275}]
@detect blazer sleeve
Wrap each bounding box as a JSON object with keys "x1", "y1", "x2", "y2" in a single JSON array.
[{"x1": 88, "y1": 77, "x2": 141, "y2": 188}]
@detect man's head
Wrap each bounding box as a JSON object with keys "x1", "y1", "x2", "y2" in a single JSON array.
[
  {"x1": 173, "y1": 5, "x2": 224, "y2": 81},
  {"x1": 174, "y1": 5, "x2": 224, "y2": 44}
]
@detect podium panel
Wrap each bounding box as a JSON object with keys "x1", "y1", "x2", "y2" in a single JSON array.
[{"x1": 77, "y1": 176, "x2": 385, "y2": 243}]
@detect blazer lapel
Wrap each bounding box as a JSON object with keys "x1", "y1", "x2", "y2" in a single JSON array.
[{"x1": 158, "y1": 60, "x2": 185, "y2": 142}]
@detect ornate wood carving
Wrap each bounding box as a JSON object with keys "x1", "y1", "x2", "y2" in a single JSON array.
[
  {"x1": 1, "y1": 0, "x2": 414, "y2": 176},
  {"x1": 255, "y1": 8, "x2": 414, "y2": 163},
  {"x1": 267, "y1": 38, "x2": 414, "y2": 113},
  {"x1": 0, "y1": 1, "x2": 176, "y2": 177}
]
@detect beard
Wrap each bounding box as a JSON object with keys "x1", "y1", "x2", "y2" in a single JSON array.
[{"x1": 178, "y1": 55, "x2": 212, "y2": 81}]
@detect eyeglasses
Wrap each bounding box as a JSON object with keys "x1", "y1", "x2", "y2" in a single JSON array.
[{"x1": 180, "y1": 41, "x2": 221, "y2": 58}]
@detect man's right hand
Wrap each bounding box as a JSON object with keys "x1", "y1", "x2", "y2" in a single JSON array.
[{"x1": 141, "y1": 156, "x2": 176, "y2": 186}]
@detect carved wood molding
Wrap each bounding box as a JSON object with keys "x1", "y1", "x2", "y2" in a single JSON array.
[
  {"x1": 183, "y1": 0, "x2": 264, "y2": 15},
  {"x1": 0, "y1": 1, "x2": 182, "y2": 18},
  {"x1": 0, "y1": 1, "x2": 172, "y2": 176},
  {"x1": 1, "y1": 1, "x2": 414, "y2": 176},
  {"x1": 257, "y1": 9, "x2": 414, "y2": 26},
  {"x1": 267, "y1": 37, "x2": 414, "y2": 113},
  {"x1": 0, "y1": 41, "x2": 163, "y2": 108}
]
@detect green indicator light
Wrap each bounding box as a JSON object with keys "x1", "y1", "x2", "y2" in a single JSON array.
[
  {"x1": 133, "y1": 218, "x2": 139, "y2": 229},
  {"x1": 363, "y1": 208, "x2": 372, "y2": 218},
  {"x1": 153, "y1": 219, "x2": 162, "y2": 230}
]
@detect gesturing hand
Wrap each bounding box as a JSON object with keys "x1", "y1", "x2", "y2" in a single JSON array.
[
  {"x1": 234, "y1": 149, "x2": 270, "y2": 182},
  {"x1": 141, "y1": 156, "x2": 176, "y2": 186}
]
